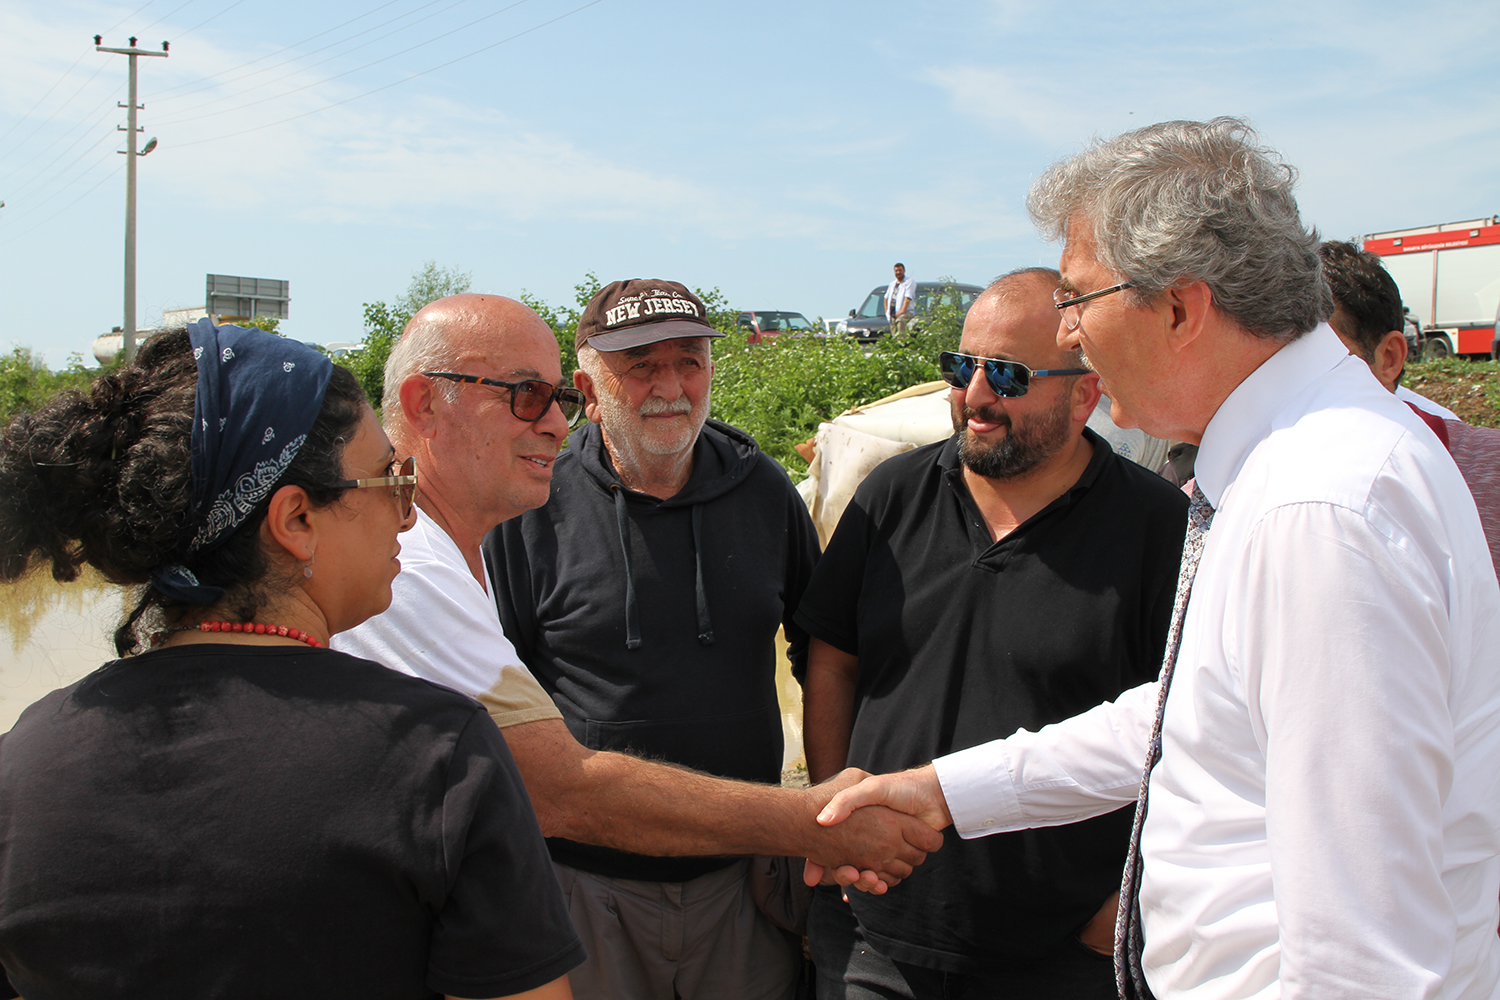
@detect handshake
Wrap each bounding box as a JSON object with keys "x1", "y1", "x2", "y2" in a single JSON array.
[{"x1": 800, "y1": 765, "x2": 952, "y2": 893}]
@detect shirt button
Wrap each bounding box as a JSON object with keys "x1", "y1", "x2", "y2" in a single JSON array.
[{"x1": 981, "y1": 818, "x2": 996, "y2": 828}]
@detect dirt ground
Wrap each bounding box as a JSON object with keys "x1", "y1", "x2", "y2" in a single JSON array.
[{"x1": 1403, "y1": 358, "x2": 1500, "y2": 427}]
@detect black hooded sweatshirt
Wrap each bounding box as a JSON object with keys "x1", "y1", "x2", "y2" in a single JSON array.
[{"x1": 482, "y1": 419, "x2": 820, "y2": 882}]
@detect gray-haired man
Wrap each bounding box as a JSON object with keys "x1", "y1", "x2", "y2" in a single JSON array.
[{"x1": 816, "y1": 118, "x2": 1500, "y2": 1000}]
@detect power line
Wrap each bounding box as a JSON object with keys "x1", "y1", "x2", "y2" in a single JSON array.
[
  {"x1": 102, "y1": 0, "x2": 166, "y2": 37},
  {"x1": 175, "y1": 0, "x2": 606, "y2": 148},
  {"x1": 151, "y1": 0, "x2": 468, "y2": 117},
  {"x1": 0, "y1": 147, "x2": 123, "y2": 241},
  {"x1": 150, "y1": 0, "x2": 425, "y2": 100},
  {"x1": 0, "y1": 62, "x2": 112, "y2": 172},
  {"x1": 157, "y1": 0, "x2": 534, "y2": 127},
  {"x1": 0, "y1": 49, "x2": 89, "y2": 148},
  {"x1": 4, "y1": 106, "x2": 122, "y2": 204},
  {"x1": 139, "y1": 0, "x2": 203, "y2": 35},
  {"x1": 0, "y1": 80, "x2": 125, "y2": 185},
  {"x1": 174, "y1": 0, "x2": 251, "y2": 40}
]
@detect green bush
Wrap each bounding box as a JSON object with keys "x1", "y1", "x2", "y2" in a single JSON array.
[
  {"x1": 710, "y1": 284, "x2": 966, "y2": 479},
  {"x1": 0, "y1": 349, "x2": 106, "y2": 424}
]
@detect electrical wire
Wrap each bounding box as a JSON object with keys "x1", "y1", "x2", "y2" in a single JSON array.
[
  {"x1": 0, "y1": 145, "x2": 124, "y2": 240},
  {"x1": 101, "y1": 0, "x2": 166, "y2": 38},
  {"x1": 4, "y1": 105, "x2": 124, "y2": 203},
  {"x1": 0, "y1": 63, "x2": 111, "y2": 172},
  {"x1": 151, "y1": 0, "x2": 481, "y2": 117},
  {"x1": 0, "y1": 79, "x2": 125, "y2": 189},
  {"x1": 138, "y1": 0, "x2": 202, "y2": 35},
  {"x1": 156, "y1": 0, "x2": 533, "y2": 127},
  {"x1": 174, "y1": 0, "x2": 606, "y2": 148},
  {"x1": 173, "y1": 0, "x2": 251, "y2": 41},
  {"x1": 0, "y1": 49, "x2": 89, "y2": 148},
  {"x1": 150, "y1": 0, "x2": 427, "y2": 99}
]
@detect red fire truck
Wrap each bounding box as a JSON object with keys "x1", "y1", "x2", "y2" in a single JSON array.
[{"x1": 1362, "y1": 217, "x2": 1500, "y2": 359}]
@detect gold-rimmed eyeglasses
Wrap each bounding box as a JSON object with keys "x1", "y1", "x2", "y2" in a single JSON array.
[
  {"x1": 1054, "y1": 282, "x2": 1136, "y2": 331},
  {"x1": 335, "y1": 456, "x2": 417, "y2": 521}
]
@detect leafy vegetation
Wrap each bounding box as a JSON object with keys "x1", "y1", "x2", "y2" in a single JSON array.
[
  {"x1": 344, "y1": 261, "x2": 473, "y2": 408},
  {"x1": 1403, "y1": 357, "x2": 1500, "y2": 428},
  {"x1": 0, "y1": 348, "x2": 106, "y2": 424},
  {"x1": 709, "y1": 287, "x2": 966, "y2": 477}
]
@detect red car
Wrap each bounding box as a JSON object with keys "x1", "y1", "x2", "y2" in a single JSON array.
[{"x1": 736, "y1": 310, "x2": 818, "y2": 345}]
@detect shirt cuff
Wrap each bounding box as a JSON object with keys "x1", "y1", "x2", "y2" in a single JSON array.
[{"x1": 933, "y1": 740, "x2": 1022, "y2": 839}]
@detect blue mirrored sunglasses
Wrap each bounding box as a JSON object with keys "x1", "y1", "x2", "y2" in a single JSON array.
[{"x1": 938, "y1": 351, "x2": 1090, "y2": 398}]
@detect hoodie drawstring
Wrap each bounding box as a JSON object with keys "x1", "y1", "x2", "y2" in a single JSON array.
[
  {"x1": 612, "y1": 486, "x2": 643, "y2": 650},
  {"x1": 611, "y1": 485, "x2": 716, "y2": 650},
  {"x1": 691, "y1": 505, "x2": 716, "y2": 646}
]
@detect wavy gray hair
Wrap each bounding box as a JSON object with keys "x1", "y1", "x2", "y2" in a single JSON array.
[{"x1": 1027, "y1": 117, "x2": 1331, "y2": 342}]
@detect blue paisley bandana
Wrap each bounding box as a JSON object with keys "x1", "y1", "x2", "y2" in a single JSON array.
[{"x1": 152, "y1": 319, "x2": 334, "y2": 604}]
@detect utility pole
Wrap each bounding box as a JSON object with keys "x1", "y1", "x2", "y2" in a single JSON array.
[{"x1": 96, "y1": 35, "x2": 168, "y2": 362}]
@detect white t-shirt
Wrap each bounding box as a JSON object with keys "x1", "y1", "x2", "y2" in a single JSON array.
[
  {"x1": 935, "y1": 325, "x2": 1500, "y2": 999},
  {"x1": 334, "y1": 508, "x2": 562, "y2": 729},
  {"x1": 885, "y1": 277, "x2": 915, "y2": 318}
]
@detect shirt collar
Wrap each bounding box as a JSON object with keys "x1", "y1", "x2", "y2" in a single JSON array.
[{"x1": 1194, "y1": 323, "x2": 1347, "y2": 508}]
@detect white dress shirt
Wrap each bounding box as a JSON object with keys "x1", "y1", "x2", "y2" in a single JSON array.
[
  {"x1": 885, "y1": 277, "x2": 915, "y2": 318},
  {"x1": 934, "y1": 325, "x2": 1500, "y2": 999}
]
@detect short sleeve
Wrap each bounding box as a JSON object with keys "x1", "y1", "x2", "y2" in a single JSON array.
[
  {"x1": 427, "y1": 709, "x2": 584, "y2": 998},
  {"x1": 793, "y1": 487, "x2": 875, "y2": 656},
  {"x1": 334, "y1": 515, "x2": 563, "y2": 730}
]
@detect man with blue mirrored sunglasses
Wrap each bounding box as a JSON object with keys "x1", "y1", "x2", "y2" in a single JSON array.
[
  {"x1": 938, "y1": 350, "x2": 1091, "y2": 399},
  {"x1": 797, "y1": 267, "x2": 1189, "y2": 999}
]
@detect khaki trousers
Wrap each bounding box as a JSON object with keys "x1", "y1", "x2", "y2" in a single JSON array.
[{"x1": 553, "y1": 859, "x2": 800, "y2": 1000}]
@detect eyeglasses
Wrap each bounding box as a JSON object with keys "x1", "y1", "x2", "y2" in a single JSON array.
[
  {"x1": 938, "y1": 351, "x2": 1090, "y2": 398},
  {"x1": 423, "y1": 371, "x2": 585, "y2": 424},
  {"x1": 1053, "y1": 282, "x2": 1136, "y2": 331},
  {"x1": 335, "y1": 456, "x2": 417, "y2": 521}
]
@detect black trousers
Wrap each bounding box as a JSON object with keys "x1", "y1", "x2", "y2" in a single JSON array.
[{"x1": 807, "y1": 888, "x2": 1119, "y2": 1000}]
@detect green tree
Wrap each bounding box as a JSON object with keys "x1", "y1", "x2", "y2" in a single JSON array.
[
  {"x1": 239, "y1": 316, "x2": 281, "y2": 335},
  {"x1": 346, "y1": 262, "x2": 473, "y2": 408}
]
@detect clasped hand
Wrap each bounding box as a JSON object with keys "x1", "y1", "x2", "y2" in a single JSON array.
[{"x1": 800, "y1": 765, "x2": 953, "y2": 893}]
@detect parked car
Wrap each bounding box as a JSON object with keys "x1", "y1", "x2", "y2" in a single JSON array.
[
  {"x1": 736, "y1": 310, "x2": 819, "y2": 345},
  {"x1": 838, "y1": 282, "x2": 985, "y2": 342}
]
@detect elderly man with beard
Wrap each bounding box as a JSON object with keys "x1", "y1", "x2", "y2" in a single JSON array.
[
  {"x1": 796, "y1": 267, "x2": 1188, "y2": 999},
  {"x1": 482, "y1": 278, "x2": 822, "y2": 1000}
]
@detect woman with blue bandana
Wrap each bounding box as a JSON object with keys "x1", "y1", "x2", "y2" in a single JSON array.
[{"x1": 0, "y1": 322, "x2": 582, "y2": 999}]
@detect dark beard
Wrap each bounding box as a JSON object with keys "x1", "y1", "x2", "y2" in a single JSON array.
[{"x1": 953, "y1": 392, "x2": 1073, "y2": 480}]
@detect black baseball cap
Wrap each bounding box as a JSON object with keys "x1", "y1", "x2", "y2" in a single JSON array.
[{"x1": 575, "y1": 278, "x2": 724, "y2": 353}]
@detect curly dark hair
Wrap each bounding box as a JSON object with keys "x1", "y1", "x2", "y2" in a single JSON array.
[{"x1": 0, "y1": 329, "x2": 368, "y2": 655}]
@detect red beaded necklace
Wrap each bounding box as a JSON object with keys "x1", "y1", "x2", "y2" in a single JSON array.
[{"x1": 197, "y1": 621, "x2": 323, "y2": 648}]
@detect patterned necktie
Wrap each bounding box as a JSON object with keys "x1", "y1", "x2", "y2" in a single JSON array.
[{"x1": 1115, "y1": 483, "x2": 1216, "y2": 1000}]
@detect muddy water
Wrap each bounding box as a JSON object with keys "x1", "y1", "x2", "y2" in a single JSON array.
[
  {"x1": 0, "y1": 570, "x2": 127, "y2": 733},
  {"x1": 0, "y1": 575, "x2": 811, "y2": 777}
]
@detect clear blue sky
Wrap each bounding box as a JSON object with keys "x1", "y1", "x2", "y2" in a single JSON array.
[{"x1": 2, "y1": 0, "x2": 1497, "y2": 365}]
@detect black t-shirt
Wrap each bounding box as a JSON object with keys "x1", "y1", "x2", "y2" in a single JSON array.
[
  {"x1": 0, "y1": 645, "x2": 584, "y2": 999},
  {"x1": 795, "y1": 430, "x2": 1188, "y2": 973}
]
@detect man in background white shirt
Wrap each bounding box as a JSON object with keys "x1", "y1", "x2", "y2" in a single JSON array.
[
  {"x1": 885, "y1": 262, "x2": 916, "y2": 335},
  {"x1": 814, "y1": 118, "x2": 1500, "y2": 1000}
]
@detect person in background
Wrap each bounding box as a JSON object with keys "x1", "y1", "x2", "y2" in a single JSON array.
[
  {"x1": 815, "y1": 118, "x2": 1500, "y2": 1000},
  {"x1": 886, "y1": 262, "x2": 916, "y2": 335},
  {"x1": 1320, "y1": 239, "x2": 1499, "y2": 576},
  {"x1": 798, "y1": 267, "x2": 1187, "y2": 999},
  {"x1": 0, "y1": 321, "x2": 582, "y2": 999},
  {"x1": 483, "y1": 278, "x2": 819, "y2": 1000}
]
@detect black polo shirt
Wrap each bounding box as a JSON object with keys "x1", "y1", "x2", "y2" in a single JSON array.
[{"x1": 794, "y1": 428, "x2": 1187, "y2": 973}]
